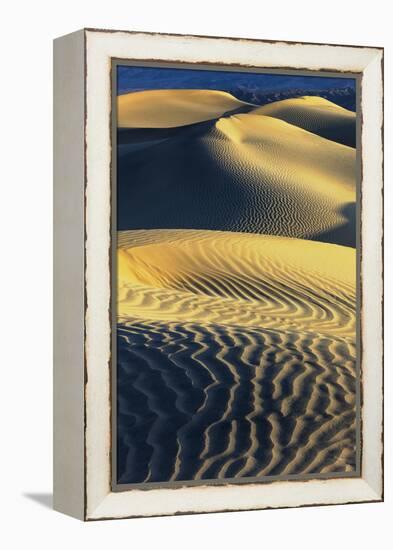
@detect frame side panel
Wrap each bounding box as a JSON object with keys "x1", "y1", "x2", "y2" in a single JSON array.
[
  {"x1": 360, "y1": 51, "x2": 384, "y2": 498},
  {"x1": 53, "y1": 29, "x2": 86, "y2": 520}
]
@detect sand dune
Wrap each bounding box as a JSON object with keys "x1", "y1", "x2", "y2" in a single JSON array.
[
  {"x1": 116, "y1": 229, "x2": 356, "y2": 483},
  {"x1": 118, "y1": 89, "x2": 254, "y2": 128},
  {"x1": 116, "y1": 89, "x2": 358, "y2": 484},
  {"x1": 118, "y1": 229, "x2": 355, "y2": 336},
  {"x1": 252, "y1": 96, "x2": 356, "y2": 147},
  {"x1": 118, "y1": 112, "x2": 356, "y2": 246},
  {"x1": 118, "y1": 320, "x2": 356, "y2": 483}
]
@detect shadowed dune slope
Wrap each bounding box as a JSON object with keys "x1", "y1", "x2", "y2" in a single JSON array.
[
  {"x1": 117, "y1": 320, "x2": 356, "y2": 483},
  {"x1": 118, "y1": 89, "x2": 254, "y2": 128},
  {"x1": 116, "y1": 229, "x2": 356, "y2": 483},
  {"x1": 118, "y1": 113, "x2": 356, "y2": 246},
  {"x1": 252, "y1": 96, "x2": 356, "y2": 147}
]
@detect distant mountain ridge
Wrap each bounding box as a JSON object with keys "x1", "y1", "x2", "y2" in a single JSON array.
[{"x1": 117, "y1": 65, "x2": 356, "y2": 112}]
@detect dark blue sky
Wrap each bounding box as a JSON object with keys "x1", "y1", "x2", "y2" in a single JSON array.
[{"x1": 117, "y1": 65, "x2": 356, "y2": 95}]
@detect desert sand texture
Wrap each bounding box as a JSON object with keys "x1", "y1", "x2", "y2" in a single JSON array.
[{"x1": 116, "y1": 90, "x2": 357, "y2": 483}]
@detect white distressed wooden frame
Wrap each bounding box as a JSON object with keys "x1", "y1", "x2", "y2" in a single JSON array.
[{"x1": 53, "y1": 28, "x2": 383, "y2": 521}]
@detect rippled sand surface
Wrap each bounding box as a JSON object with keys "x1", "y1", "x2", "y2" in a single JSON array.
[
  {"x1": 117, "y1": 230, "x2": 356, "y2": 483},
  {"x1": 252, "y1": 96, "x2": 356, "y2": 147},
  {"x1": 116, "y1": 90, "x2": 357, "y2": 484},
  {"x1": 117, "y1": 102, "x2": 355, "y2": 246}
]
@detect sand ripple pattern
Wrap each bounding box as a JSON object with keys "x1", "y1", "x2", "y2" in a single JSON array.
[
  {"x1": 117, "y1": 320, "x2": 356, "y2": 483},
  {"x1": 116, "y1": 230, "x2": 357, "y2": 484},
  {"x1": 117, "y1": 105, "x2": 356, "y2": 247},
  {"x1": 252, "y1": 96, "x2": 356, "y2": 147}
]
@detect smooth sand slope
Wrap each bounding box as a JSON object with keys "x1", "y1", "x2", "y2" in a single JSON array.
[
  {"x1": 117, "y1": 229, "x2": 356, "y2": 483},
  {"x1": 118, "y1": 89, "x2": 254, "y2": 128},
  {"x1": 252, "y1": 96, "x2": 356, "y2": 147},
  {"x1": 118, "y1": 111, "x2": 356, "y2": 246}
]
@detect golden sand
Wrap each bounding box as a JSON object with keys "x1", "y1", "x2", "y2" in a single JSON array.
[
  {"x1": 215, "y1": 113, "x2": 355, "y2": 201},
  {"x1": 252, "y1": 96, "x2": 356, "y2": 146},
  {"x1": 117, "y1": 108, "x2": 355, "y2": 244},
  {"x1": 117, "y1": 229, "x2": 356, "y2": 479},
  {"x1": 116, "y1": 91, "x2": 357, "y2": 482},
  {"x1": 118, "y1": 229, "x2": 355, "y2": 338},
  {"x1": 118, "y1": 89, "x2": 253, "y2": 128}
]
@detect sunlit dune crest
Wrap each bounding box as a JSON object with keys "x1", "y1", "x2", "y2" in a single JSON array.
[
  {"x1": 118, "y1": 111, "x2": 355, "y2": 245},
  {"x1": 215, "y1": 113, "x2": 355, "y2": 200},
  {"x1": 118, "y1": 89, "x2": 253, "y2": 128},
  {"x1": 252, "y1": 96, "x2": 356, "y2": 147},
  {"x1": 118, "y1": 229, "x2": 355, "y2": 338}
]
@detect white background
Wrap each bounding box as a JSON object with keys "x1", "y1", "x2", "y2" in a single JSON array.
[{"x1": 0, "y1": 1, "x2": 391, "y2": 548}]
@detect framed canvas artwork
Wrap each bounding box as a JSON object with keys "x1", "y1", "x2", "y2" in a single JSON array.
[{"x1": 53, "y1": 29, "x2": 384, "y2": 520}]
